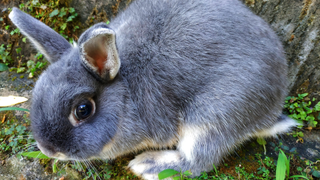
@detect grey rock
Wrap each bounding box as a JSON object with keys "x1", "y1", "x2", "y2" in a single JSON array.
[
  {"x1": 243, "y1": 0, "x2": 320, "y2": 99},
  {"x1": 0, "y1": 156, "x2": 52, "y2": 180},
  {"x1": 69, "y1": 0, "x2": 132, "y2": 25}
]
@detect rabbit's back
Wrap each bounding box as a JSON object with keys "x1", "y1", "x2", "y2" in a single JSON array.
[{"x1": 111, "y1": 0, "x2": 287, "y2": 127}]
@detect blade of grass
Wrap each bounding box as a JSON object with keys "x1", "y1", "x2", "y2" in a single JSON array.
[
  {"x1": 289, "y1": 175, "x2": 309, "y2": 180},
  {"x1": 276, "y1": 149, "x2": 287, "y2": 180},
  {"x1": 158, "y1": 169, "x2": 179, "y2": 180},
  {"x1": 0, "y1": 107, "x2": 30, "y2": 112},
  {"x1": 21, "y1": 151, "x2": 50, "y2": 159}
]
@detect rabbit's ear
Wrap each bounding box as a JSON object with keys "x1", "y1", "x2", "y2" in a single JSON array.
[
  {"x1": 78, "y1": 24, "x2": 120, "y2": 82},
  {"x1": 9, "y1": 7, "x2": 72, "y2": 63}
]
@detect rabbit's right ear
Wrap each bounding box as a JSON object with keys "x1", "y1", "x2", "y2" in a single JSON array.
[
  {"x1": 9, "y1": 8, "x2": 72, "y2": 63},
  {"x1": 78, "y1": 23, "x2": 120, "y2": 82}
]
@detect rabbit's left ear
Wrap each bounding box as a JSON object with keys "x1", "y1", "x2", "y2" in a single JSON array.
[
  {"x1": 78, "y1": 23, "x2": 120, "y2": 82},
  {"x1": 9, "y1": 8, "x2": 72, "y2": 63}
]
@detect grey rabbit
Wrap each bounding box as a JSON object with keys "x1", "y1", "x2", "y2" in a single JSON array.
[{"x1": 9, "y1": 0, "x2": 297, "y2": 179}]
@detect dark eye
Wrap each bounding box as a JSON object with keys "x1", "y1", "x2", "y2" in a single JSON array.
[{"x1": 74, "y1": 100, "x2": 93, "y2": 120}]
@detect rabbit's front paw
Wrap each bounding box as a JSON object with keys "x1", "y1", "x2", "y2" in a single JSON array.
[{"x1": 128, "y1": 150, "x2": 185, "y2": 180}]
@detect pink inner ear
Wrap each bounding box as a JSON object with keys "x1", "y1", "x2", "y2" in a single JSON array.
[
  {"x1": 90, "y1": 53, "x2": 108, "y2": 74},
  {"x1": 84, "y1": 35, "x2": 109, "y2": 75}
]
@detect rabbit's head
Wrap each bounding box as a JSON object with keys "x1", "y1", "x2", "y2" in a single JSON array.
[{"x1": 9, "y1": 8, "x2": 129, "y2": 160}]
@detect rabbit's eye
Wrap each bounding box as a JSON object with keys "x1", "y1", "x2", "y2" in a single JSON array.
[
  {"x1": 74, "y1": 102, "x2": 93, "y2": 120},
  {"x1": 69, "y1": 98, "x2": 95, "y2": 126}
]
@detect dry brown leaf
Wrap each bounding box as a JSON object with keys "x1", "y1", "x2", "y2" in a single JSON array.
[
  {"x1": 0, "y1": 96, "x2": 28, "y2": 107},
  {"x1": 296, "y1": 137, "x2": 304, "y2": 143},
  {"x1": 305, "y1": 126, "x2": 313, "y2": 131},
  {"x1": 1, "y1": 115, "x2": 6, "y2": 123}
]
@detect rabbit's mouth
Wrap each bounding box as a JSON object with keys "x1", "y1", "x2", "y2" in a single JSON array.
[{"x1": 37, "y1": 141, "x2": 68, "y2": 160}]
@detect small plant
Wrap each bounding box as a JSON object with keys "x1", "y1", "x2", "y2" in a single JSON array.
[
  {"x1": 0, "y1": 107, "x2": 34, "y2": 156},
  {"x1": 257, "y1": 137, "x2": 267, "y2": 155},
  {"x1": 256, "y1": 153, "x2": 275, "y2": 179},
  {"x1": 0, "y1": 0, "x2": 80, "y2": 76},
  {"x1": 158, "y1": 169, "x2": 192, "y2": 180},
  {"x1": 275, "y1": 149, "x2": 309, "y2": 180},
  {"x1": 0, "y1": 44, "x2": 13, "y2": 65},
  {"x1": 284, "y1": 93, "x2": 320, "y2": 142},
  {"x1": 26, "y1": 53, "x2": 47, "y2": 78},
  {"x1": 284, "y1": 93, "x2": 320, "y2": 129},
  {"x1": 22, "y1": 0, "x2": 80, "y2": 43}
]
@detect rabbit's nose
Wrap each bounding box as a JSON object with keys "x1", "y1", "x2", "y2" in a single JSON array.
[{"x1": 37, "y1": 141, "x2": 58, "y2": 158}]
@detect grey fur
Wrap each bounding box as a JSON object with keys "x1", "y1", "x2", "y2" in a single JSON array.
[{"x1": 9, "y1": 0, "x2": 297, "y2": 179}]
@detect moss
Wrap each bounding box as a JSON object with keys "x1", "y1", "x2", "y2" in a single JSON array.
[{"x1": 299, "y1": 0, "x2": 313, "y2": 20}]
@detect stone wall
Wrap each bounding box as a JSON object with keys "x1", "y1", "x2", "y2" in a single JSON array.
[
  {"x1": 1, "y1": 0, "x2": 320, "y2": 99},
  {"x1": 243, "y1": 0, "x2": 320, "y2": 99}
]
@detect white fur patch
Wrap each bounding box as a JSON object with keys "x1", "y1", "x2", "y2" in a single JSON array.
[
  {"x1": 129, "y1": 151, "x2": 180, "y2": 180},
  {"x1": 254, "y1": 117, "x2": 299, "y2": 137},
  {"x1": 178, "y1": 125, "x2": 209, "y2": 161}
]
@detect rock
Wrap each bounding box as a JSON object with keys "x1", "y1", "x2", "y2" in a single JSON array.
[
  {"x1": 0, "y1": 71, "x2": 33, "y2": 118},
  {"x1": 0, "y1": 156, "x2": 53, "y2": 180},
  {"x1": 242, "y1": 0, "x2": 320, "y2": 99},
  {"x1": 69, "y1": 0, "x2": 132, "y2": 26}
]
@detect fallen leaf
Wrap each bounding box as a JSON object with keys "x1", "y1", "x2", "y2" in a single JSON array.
[
  {"x1": 0, "y1": 96, "x2": 28, "y2": 107},
  {"x1": 296, "y1": 137, "x2": 304, "y2": 143},
  {"x1": 305, "y1": 126, "x2": 313, "y2": 131},
  {"x1": 1, "y1": 115, "x2": 6, "y2": 123}
]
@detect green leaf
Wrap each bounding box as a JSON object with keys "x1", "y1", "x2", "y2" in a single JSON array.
[
  {"x1": 312, "y1": 121, "x2": 318, "y2": 127},
  {"x1": 19, "y1": 4, "x2": 25, "y2": 9},
  {"x1": 289, "y1": 147, "x2": 297, "y2": 153},
  {"x1": 289, "y1": 175, "x2": 310, "y2": 180},
  {"x1": 158, "y1": 169, "x2": 179, "y2": 180},
  {"x1": 0, "y1": 63, "x2": 9, "y2": 71},
  {"x1": 314, "y1": 102, "x2": 320, "y2": 111},
  {"x1": 66, "y1": 16, "x2": 74, "y2": 22},
  {"x1": 257, "y1": 137, "x2": 266, "y2": 145},
  {"x1": 312, "y1": 170, "x2": 320, "y2": 178},
  {"x1": 49, "y1": 9, "x2": 59, "y2": 17},
  {"x1": 301, "y1": 93, "x2": 308, "y2": 98},
  {"x1": 0, "y1": 107, "x2": 30, "y2": 112},
  {"x1": 68, "y1": 8, "x2": 75, "y2": 13},
  {"x1": 17, "y1": 67, "x2": 26, "y2": 73},
  {"x1": 52, "y1": 159, "x2": 58, "y2": 173},
  {"x1": 27, "y1": 60, "x2": 35, "y2": 68},
  {"x1": 276, "y1": 150, "x2": 287, "y2": 180},
  {"x1": 183, "y1": 170, "x2": 192, "y2": 176},
  {"x1": 282, "y1": 146, "x2": 289, "y2": 151},
  {"x1": 21, "y1": 151, "x2": 50, "y2": 159},
  {"x1": 16, "y1": 48, "x2": 22, "y2": 54},
  {"x1": 60, "y1": 23, "x2": 67, "y2": 30},
  {"x1": 22, "y1": 37, "x2": 27, "y2": 43},
  {"x1": 58, "y1": 7, "x2": 66, "y2": 17}
]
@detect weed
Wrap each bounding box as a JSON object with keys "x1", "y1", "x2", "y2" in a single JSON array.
[
  {"x1": 284, "y1": 93, "x2": 320, "y2": 141},
  {"x1": 0, "y1": 0, "x2": 80, "y2": 76},
  {"x1": 158, "y1": 169, "x2": 192, "y2": 180},
  {"x1": 284, "y1": 93, "x2": 320, "y2": 129},
  {"x1": 0, "y1": 108, "x2": 34, "y2": 158}
]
